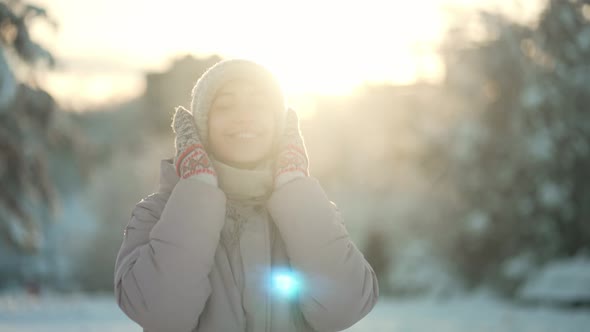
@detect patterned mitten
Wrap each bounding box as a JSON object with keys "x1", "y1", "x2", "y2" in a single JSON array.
[
  {"x1": 274, "y1": 108, "x2": 309, "y2": 189},
  {"x1": 171, "y1": 106, "x2": 218, "y2": 186}
]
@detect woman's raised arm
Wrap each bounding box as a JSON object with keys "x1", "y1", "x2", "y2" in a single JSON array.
[
  {"x1": 267, "y1": 177, "x2": 379, "y2": 331},
  {"x1": 114, "y1": 178, "x2": 226, "y2": 332}
]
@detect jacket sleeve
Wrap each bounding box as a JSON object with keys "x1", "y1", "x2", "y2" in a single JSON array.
[
  {"x1": 266, "y1": 177, "x2": 379, "y2": 331},
  {"x1": 114, "y1": 179, "x2": 227, "y2": 332}
]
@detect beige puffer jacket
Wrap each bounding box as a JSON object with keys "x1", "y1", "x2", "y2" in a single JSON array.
[{"x1": 114, "y1": 158, "x2": 379, "y2": 331}]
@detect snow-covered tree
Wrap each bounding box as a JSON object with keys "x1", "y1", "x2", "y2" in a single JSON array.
[
  {"x1": 0, "y1": 1, "x2": 92, "y2": 292},
  {"x1": 434, "y1": 0, "x2": 590, "y2": 291},
  {"x1": 0, "y1": 0, "x2": 57, "y2": 253}
]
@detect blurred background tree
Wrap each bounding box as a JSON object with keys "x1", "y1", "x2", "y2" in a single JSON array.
[
  {"x1": 429, "y1": 0, "x2": 590, "y2": 294},
  {"x1": 0, "y1": 0, "x2": 56, "y2": 252},
  {"x1": 0, "y1": 0, "x2": 88, "y2": 291},
  {"x1": 0, "y1": 0, "x2": 124, "y2": 291}
]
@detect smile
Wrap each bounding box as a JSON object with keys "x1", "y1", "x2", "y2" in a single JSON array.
[{"x1": 227, "y1": 132, "x2": 260, "y2": 139}]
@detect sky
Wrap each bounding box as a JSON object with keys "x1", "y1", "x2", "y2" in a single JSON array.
[{"x1": 28, "y1": 0, "x2": 545, "y2": 109}]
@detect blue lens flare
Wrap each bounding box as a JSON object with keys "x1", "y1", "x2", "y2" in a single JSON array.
[{"x1": 270, "y1": 269, "x2": 301, "y2": 299}]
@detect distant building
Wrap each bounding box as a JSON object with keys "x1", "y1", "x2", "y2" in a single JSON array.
[{"x1": 143, "y1": 54, "x2": 223, "y2": 132}]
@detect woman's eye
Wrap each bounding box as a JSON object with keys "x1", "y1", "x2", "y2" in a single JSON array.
[
  {"x1": 248, "y1": 101, "x2": 263, "y2": 108},
  {"x1": 213, "y1": 103, "x2": 233, "y2": 111},
  {"x1": 249, "y1": 98, "x2": 269, "y2": 108}
]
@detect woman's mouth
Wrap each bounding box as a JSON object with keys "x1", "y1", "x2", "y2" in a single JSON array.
[
  {"x1": 233, "y1": 132, "x2": 257, "y2": 139},
  {"x1": 227, "y1": 131, "x2": 262, "y2": 139}
]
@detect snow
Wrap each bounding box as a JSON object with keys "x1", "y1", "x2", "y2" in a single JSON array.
[
  {"x1": 576, "y1": 27, "x2": 590, "y2": 50},
  {"x1": 386, "y1": 241, "x2": 462, "y2": 297},
  {"x1": 0, "y1": 292, "x2": 139, "y2": 332},
  {"x1": 1, "y1": 292, "x2": 589, "y2": 332},
  {"x1": 465, "y1": 210, "x2": 490, "y2": 236},
  {"x1": 0, "y1": 49, "x2": 17, "y2": 111},
  {"x1": 502, "y1": 252, "x2": 536, "y2": 280},
  {"x1": 527, "y1": 129, "x2": 554, "y2": 162},
  {"x1": 537, "y1": 181, "x2": 567, "y2": 208},
  {"x1": 520, "y1": 84, "x2": 544, "y2": 109},
  {"x1": 348, "y1": 292, "x2": 590, "y2": 332},
  {"x1": 518, "y1": 256, "x2": 590, "y2": 303}
]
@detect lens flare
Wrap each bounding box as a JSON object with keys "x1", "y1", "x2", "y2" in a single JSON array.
[{"x1": 271, "y1": 269, "x2": 301, "y2": 299}]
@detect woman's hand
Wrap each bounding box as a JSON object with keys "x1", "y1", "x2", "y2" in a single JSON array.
[
  {"x1": 171, "y1": 106, "x2": 218, "y2": 186},
  {"x1": 274, "y1": 107, "x2": 309, "y2": 189}
]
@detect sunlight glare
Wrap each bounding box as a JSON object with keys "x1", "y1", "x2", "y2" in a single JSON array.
[{"x1": 32, "y1": 0, "x2": 455, "y2": 105}]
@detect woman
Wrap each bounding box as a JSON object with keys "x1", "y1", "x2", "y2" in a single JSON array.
[{"x1": 114, "y1": 59, "x2": 379, "y2": 332}]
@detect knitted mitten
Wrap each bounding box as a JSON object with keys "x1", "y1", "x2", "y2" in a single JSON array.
[
  {"x1": 171, "y1": 106, "x2": 218, "y2": 186},
  {"x1": 274, "y1": 108, "x2": 309, "y2": 189}
]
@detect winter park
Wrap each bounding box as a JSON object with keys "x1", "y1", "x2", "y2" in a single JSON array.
[{"x1": 1, "y1": 0, "x2": 590, "y2": 331}]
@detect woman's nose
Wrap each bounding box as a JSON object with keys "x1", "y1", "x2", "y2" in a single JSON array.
[{"x1": 233, "y1": 104, "x2": 258, "y2": 123}]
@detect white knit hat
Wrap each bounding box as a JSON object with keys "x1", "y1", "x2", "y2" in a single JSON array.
[{"x1": 190, "y1": 59, "x2": 287, "y2": 148}]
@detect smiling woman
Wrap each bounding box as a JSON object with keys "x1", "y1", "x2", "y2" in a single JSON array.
[{"x1": 114, "y1": 58, "x2": 379, "y2": 331}]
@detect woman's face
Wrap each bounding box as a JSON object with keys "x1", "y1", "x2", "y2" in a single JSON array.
[{"x1": 208, "y1": 79, "x2": 279, "y2": 169}]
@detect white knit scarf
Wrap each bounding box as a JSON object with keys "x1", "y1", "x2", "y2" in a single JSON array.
[
  {"x1": 211, "y1": 156, "x2": 275, "y2": 255},
  {"x1": 210, "y1": 156, "x2": 310, "y2": 331}
]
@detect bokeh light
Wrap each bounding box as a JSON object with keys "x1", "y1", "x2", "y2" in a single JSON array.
[{"x1": 270, "y1": 268, "x2": 302, "y2": 299}]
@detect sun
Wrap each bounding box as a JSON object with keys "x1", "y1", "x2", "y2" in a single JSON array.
[
  {"x1": 32, "y1": 0, "x2": 449, "y2": 108},
  {"x1": 202, "y1": 0, "x2": 446, "y2": 97}
]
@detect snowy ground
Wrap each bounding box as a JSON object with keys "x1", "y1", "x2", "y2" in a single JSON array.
[
  {"x1": 348, "y1": 293, "x2": 590, "y2": 332},
  {"x1": 0, "y1": 292, "x2": 589, "y2": 332}
]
